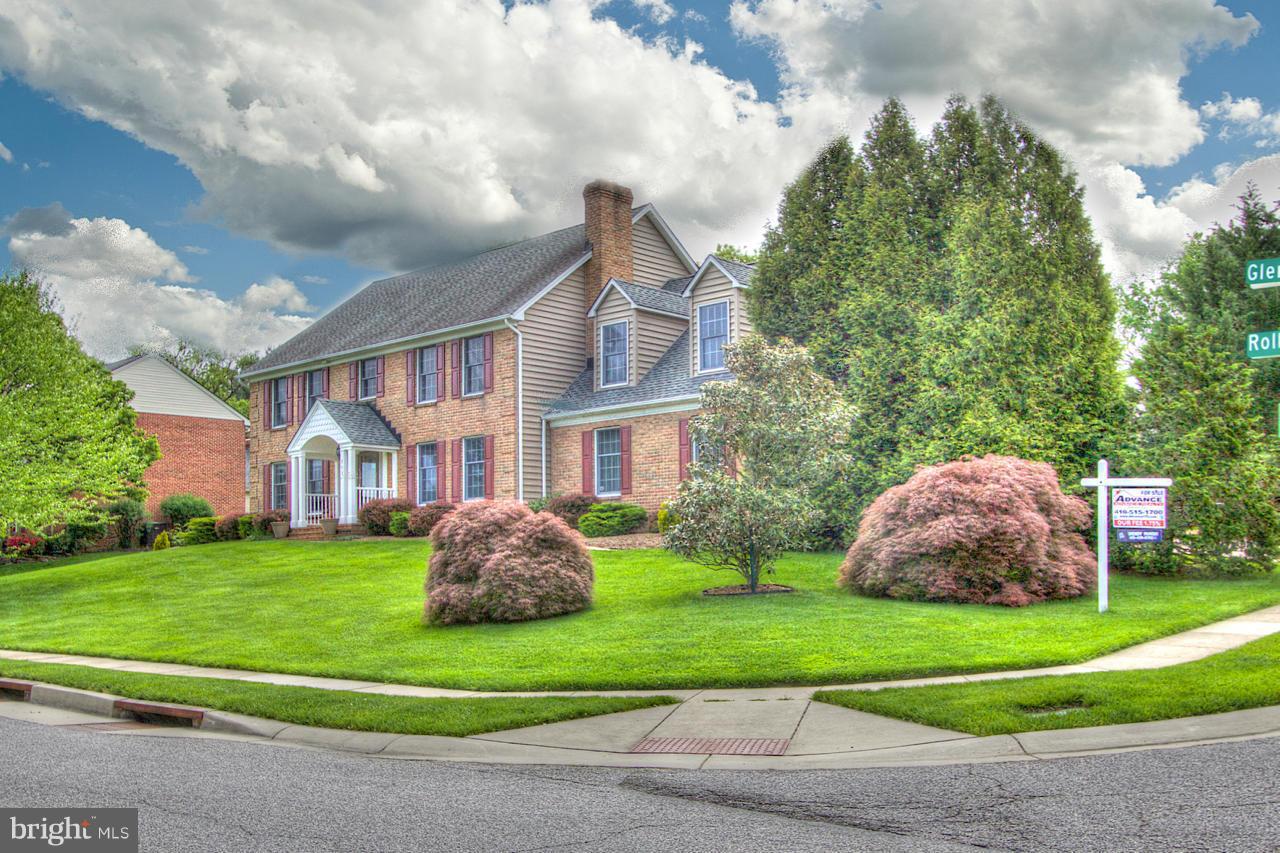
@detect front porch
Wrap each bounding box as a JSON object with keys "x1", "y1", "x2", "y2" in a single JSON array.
[{"x1": 286, "y1": 400, "x2": 403, "y2": 528}]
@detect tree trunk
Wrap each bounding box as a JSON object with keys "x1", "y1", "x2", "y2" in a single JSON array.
[{"x1": 748, "y1": 542, "x2": 759, "y2": 593}]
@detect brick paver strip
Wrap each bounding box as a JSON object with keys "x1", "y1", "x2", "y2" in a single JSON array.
[{"x1": 631, "y1": 737, "x2": 790, "y2": 755}]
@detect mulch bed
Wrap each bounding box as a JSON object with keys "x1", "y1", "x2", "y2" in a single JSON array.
[
  {"x1": 702, "y1": 583, "x2": 796, "y2": 596},
  {"x1": 584, "y1": 533, "x2": 663, "y2": 550}
]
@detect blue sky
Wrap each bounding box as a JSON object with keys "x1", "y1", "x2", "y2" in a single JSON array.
[{"x1": 1, "y1": 1, "x2": 1277, "y2": 358}]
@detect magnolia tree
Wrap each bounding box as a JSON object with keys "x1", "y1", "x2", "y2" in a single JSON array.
[{"x1": 663, "y1": 336, "x2": 854, "y2": 592}]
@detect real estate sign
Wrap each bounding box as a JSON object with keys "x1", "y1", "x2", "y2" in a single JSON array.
[
  {"x1": 1246, "y1": 330, "x2": 1280, "y2": 360},
  {"x1": 1246, "y1": 257, "x2": 1280, "y2": 289},
  {"x1": 1111, "y1": 488, "x2": 1167, "y2": 529},
  {"x1": 1116, "y1": 529, "x2": 1164, "y2": 544}
]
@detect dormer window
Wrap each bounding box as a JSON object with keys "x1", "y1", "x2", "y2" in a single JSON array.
[
  {"x1": 600, "y1": 320, "x2": 629, "y2": 387},
  {"x1": 698, "y1": 301, "x2": 730, "y2": 373}
]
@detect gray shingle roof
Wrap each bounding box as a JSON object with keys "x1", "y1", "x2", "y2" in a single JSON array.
[
  {"x1": 661, "y1": 275, "x2": 693, "y2": 294},
  {"x1": 712, "y1": 256, "x2": 756, "y2": 287},
  {"x1": 318, "y1": 399, "x2": 400, "y2": 448},
  {"x1": 546, "y1": 331, "x2": 730, "y2": 418},
  {"x1": 603, "y1": 279, "x2": 689, "y2": 317},
  {"x1": 246, "y1": 224, "x2": 590, "y2": 377}
]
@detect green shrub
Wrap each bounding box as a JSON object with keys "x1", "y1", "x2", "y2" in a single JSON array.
[
  {"x1": 527, "y1": 496, "x2": 550, "y2": 514},
  {"x1": 546, "y1": 493, "x2": 596, "y2": 530},
  {"x1": 214, "y1": 515, "x2": 241, "y2": 541},
  {"x1": 409, "y1": 503, "x2": 455, "y2": 537},
  {"x1": 183, "y1": 516, "x2": 219, "y2": 545},
  {"x1": 151, "y1": 530, "x2": 171, "y2": 551},
  {"x1": 389, "y1": 511, "x2": 411, "y2": 537},
  {"x1": 358, "y1": 499, "x2": 413, "y2": 536},
  {"x1": 43, "y1": 515, "x2": 109, "y2": 555},
  {"x1": 656, "y1": 501, "x2": 680, "y2": 534},
  {"x1": 578, "y1": 502, "x2": 648, "y2": 538},
  {"x1": 159, "y1": 494, "x2": 214, "y2": 529},
  {"x1": 237, "y1": 515, "x2": 257, "y2": 539},
  {"x1": 105, "y1": 498, "x2": 147, "y2": 549}
]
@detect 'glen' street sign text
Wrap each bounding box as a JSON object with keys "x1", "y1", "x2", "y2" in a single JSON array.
[{"x1": 1246, "y1": 257, "x2": 1280, "y2": 289}]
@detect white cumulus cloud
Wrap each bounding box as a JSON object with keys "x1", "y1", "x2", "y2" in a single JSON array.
[{"x1": 0, "y1": 140, "x2": 12, "y2": 163}]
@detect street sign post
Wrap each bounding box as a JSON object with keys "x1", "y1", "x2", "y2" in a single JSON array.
[
  {"x1": 1246, "y1": 257, "x2": 1280, "y2": 289},
  {"x1": 1081, "y1": 460, "x2": 1172, "y2": 613},
  {"x1": 1246, "y1": 330, "x2": 1280, "y2": 360}
]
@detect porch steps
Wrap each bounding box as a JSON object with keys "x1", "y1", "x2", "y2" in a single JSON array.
[{"x1": 289, "y1": 524, "x2": 366, "y2": 541}]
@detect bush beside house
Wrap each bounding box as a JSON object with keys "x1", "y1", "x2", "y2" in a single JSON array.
[
  {"x1": 578, "y1": 503, "x2": 648, "y2": 538},
  {"x1": 409, "y1": 503, "x2": 455, "y2": 537},
  {"x1": 214, "y1": 515, "x2": 242, "y2": 541},
  {"x1": 545, "y1": 493, "x2": 596, "y2": 530},
  {"x1": 159, "y1": 494, "x2": 214, "y2": 530},
  {"x1": 182, "y1": 517, "x2": 220, "y2": 545},
  {"x1": 358, "y1": 499, "x2": 413, "y2": 536}
]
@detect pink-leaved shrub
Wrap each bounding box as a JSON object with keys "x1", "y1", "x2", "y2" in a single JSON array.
[
  {"x1": 425, "y1": 501, "x2": 594, "y2": 625},
  {"x1": 839, "y1": 455, "x2": 1095, "y2": 607}
]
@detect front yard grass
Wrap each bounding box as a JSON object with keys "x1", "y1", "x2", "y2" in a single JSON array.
[
  {"x1": 815, "y1": 631, "x2": 1280, "y2": 736},
  {"x1": 0, "y1": 659, "x2": 674, "y2": 736},
  {"x1": 1, "y1": 539, "x2": 1279, "y2": 691}
]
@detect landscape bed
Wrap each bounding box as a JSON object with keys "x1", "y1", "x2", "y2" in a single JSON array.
[{"x1": 2, "y1": 539, "x2": 1279, "y2": 692}]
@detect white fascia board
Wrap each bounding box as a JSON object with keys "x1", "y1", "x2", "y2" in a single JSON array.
[
  {"x1": 511, "y1": 252, "x2": 592, "y2": 321},
  {"x1": 632, "y1": 204, "x2": 697, "y2": 273},
  {"x1": 680, "y1": 255, "x2": 750, "y2": 298},
  {"x1": 543, "y1": 395, "x2": 701, "y2": 427}
]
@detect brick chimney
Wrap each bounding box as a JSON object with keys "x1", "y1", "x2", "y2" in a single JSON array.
[{"x1": 582, "y1": 180, "x2": 634, "y2": 346}]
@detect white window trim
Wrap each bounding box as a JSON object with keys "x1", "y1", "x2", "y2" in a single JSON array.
[
  {"x1": 415, "y1": 346, "x2": 439, "y2": 405},
  {"x1": 696, "y1": 299, "x2": 731, "y2": 375},
  {"x1": 598, "y1": 319, "x2": 630, "y2": 388},
  {"x1": 594, "y1": 427, "x2": 622, "y2": 498},
  {"x1": 270, "y1": 462, "x2": 288, "y2": 510},
  {"x1": 358, "y1": 358, "x2": 379, "y2": 401},
  {"x1": 462, "y1": 435, "x2": 486, "y2": 502},
  {"x1": 462, "y1": 336, "x2": 485, "y2": 398},
  {"x1": 416, "y1": 442, "x2": 439, "y2": 505},
  {"x1": 270, "y1": 377, "x2": 290, "y2": 429}
]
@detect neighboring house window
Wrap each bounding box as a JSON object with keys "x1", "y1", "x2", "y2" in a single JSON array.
[
  {"x1": 462, "y1": 336, "x2": 485, "y2": 396},
  {"x1": 359, "y1": 358, "x2": 379, "y2": 400},
  {"x1": 306, "y1": 369, "x2": 325, "y2": 412},
  {"x1": 698, "y1": 301, "x2": 730, "y2": 372},
  {"x1": 599, "y1": 321, "x2": 628, "y2": 387},
  {"x1": 270, "y1": 462, "x2": 288, "y2": 510},
  {"x1": 271, "y1": 377, "x2": 289, "y2": 428},
  {"x1": 307, "y1": 459, "x2": 325, "y2": 496},
  {"x1": 417, "y1": 443, "x2": 438, "y2": 504},
  {"x1": 417, "y1": 345, "x2": 438, "y2": 404},
  {"x1": 595, "y1": 428, "x2": 622, "y2": 496},
  {"x1": 463, "y1": 436, "x2": 486, "y2": 500}
]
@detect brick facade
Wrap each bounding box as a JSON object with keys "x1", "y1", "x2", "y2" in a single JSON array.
[
  {"x1": 549, "y1": 409, "x2": 694, "y2": 512},
  {"x1": 136, "y1": 412, "x2": 247, "y2": 519},
  {"x1": 248, "y1": 328, "x2": 520, "y2": 514},
  {"x1": 582, "y1": 180, "x2": 634, "y2": 346}
]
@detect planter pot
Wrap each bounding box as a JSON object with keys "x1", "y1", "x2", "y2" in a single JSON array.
[
  {"x1": 319, "y1": 518, "x2": 339, "y2": 537},
  {"x1": 270, "y1": 521, "x2": 290, "y2": 539}
]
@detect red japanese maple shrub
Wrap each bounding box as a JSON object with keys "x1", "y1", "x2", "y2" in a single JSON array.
[
  {"x1": 358, "y1": 498, "x2": 413, "y2": 536},
  {"x1": 408, "y1": 502, "x2": 456, "y2": 537},
  {"x1": 545, "y1": 493, "x2": 597, "y2": 530},
  {"x1": 839, "y1": 455, "x2": 1095, "y2": 607},
  {"x1": 425, "y1": 501, "x2": 594, "y2": 625}
]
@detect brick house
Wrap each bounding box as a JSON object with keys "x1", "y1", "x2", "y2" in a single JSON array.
[
  {"x1": 108, "y1": 353, "x2": 250, "y2": 519},
  {"x1": 241, "y1": 180, "x2": 753, "y2": 528}
]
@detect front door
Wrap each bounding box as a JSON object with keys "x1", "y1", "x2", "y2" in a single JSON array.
[{"x1": 358, "y1": 452, "x2": 381, "y2": 489}]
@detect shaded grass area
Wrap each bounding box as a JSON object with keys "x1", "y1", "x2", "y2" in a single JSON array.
[
  {"x1": 2, "y1": 539, "x2": 1279, "y2": 691},
  {"x1": 815, "y1": 631, "x2": 1280, "y2": 736},
  {"x1": 0, "y1": 660, "x2": 675, "y2": 737}
]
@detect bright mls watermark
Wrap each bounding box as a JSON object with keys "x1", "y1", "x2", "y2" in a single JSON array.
[{"x1": 4, "y1": 809, "x2": 137, "y2": 851}]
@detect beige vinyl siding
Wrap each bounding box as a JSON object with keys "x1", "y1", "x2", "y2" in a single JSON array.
[
  {"x1": 689, "y1": 266, "x2": 743, "y2": 374},
  {"x1": 113, "y1": 355, "x2": 247, "y2": 422},
  {"x1": 594, "y1": 289, "x2": 636, "y2": 388},
  {"x1": 631, "y1": 215, "x2": 691, "y2": 286},
  {"x1": 518, "y1": 266, "x2": 588, "y2": 497},
  {"x1": 636, "y1": 310, "x2": 687, "y2": 381}
]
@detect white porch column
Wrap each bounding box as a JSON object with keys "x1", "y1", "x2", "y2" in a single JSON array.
[
  {"x1": 290, "y1": 453, "x2": 305, "y2": 528},
  {"x1": 341, "y1": 446, "x2": 357, "y2": 524},
  {"x1": 389, "y1": 449, "x2": 398, "y2": 499}
]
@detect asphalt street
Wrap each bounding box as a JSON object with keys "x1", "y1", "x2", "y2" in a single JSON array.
[{"x1": 2, "y1": 715, "x2": 1277, "y2": 852}]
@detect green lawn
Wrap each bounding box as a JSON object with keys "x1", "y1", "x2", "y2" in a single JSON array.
[
  {"x1": 1, "y1": 539, "x2": 1279, "y2": 691},
  {"x1": 0, "y1": 659, "x2": 672, "y2": 736},
  {"x1": 815, "y1": 631, "x2": 1280, "y2": 736}
]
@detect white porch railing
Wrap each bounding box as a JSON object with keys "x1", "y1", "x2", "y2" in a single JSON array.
[
  {"x1": 306, "y1": 493, "x2": 337, "y2": 523},
  {"x1": 356, "y1": 486, "x2": 395, "y2": 511}
]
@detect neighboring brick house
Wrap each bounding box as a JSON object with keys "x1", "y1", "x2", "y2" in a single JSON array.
[
  {"x1": 108, "y1": 354, "x2": 250, "y2": 519},
  {"x1": 241, "y1": 180, "x2": 753, "y2": 527}
]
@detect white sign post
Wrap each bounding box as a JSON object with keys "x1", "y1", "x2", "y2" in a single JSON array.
[{"x1": 1080, "y1": 460, "x2": 1172, "y2": 613}]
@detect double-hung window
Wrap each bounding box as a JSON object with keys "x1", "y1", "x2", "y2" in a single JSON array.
[
  {"x1": 697, "y1": 301, "x2": 730, "y2": 372},
  {"x1": 359, "y1": 358, "x2": 379, "y2": 400},
  {"x1": 595, "y1": 428, "x2": 622, "y2": 496},
  {"x1": 417, "y1": 443, "x2": 438, "y2": 504},
  {"x1": 599, "y1": 321, "x2": 628, "y2": 387},
  {"x1": 416, "y1": 346, "x2": 438, "y2": 404},
  {"x1": 270, "y1": 462, "x2": 288, "y2": 510},
  {"x1": 306, "y1": 369, "x2": 325, "y2": 412},
  {"x1": 462, "y1": 436, "x2": 485, "y2": 501},
  {"x1": 307, "y1": 459, "x2": 325, "y2": 497},
  {"x1": 271, "y1": 377, "x2": 290, "y2": 428},
  {"x1": 462, "y1": 336, "x2": 485, "y2": 397}
]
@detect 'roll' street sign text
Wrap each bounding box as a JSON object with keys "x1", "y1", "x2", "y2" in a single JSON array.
[{"x1": 1246, "y1": 330, "x2": 1280, "y2": 360}]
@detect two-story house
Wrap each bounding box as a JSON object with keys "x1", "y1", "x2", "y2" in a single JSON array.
[{"x1": 241, "y1": 180, "x2": 753, "y2": 529}]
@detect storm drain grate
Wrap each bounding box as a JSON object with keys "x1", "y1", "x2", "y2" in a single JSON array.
[{"x1": 631, "y1": 737, "x2": 789, "y2": 755}]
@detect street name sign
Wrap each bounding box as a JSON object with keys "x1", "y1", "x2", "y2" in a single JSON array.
[
  {"x1": 1081, "y1": 461, "x2": 1172, "y2": 613},
  {"x1": 1246, "y1": 330, "x2": 1280, "y2": 360},
  {"x1": 1246, "y1": 257, "x2": 1280, "y2": 289},
  {"x1": 1111, "y1": 488, "x2": 1166, "y2": 529}
]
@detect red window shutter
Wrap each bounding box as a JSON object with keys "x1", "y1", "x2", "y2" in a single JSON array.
[
  {"x1": 405, "y1": 350, "x2": 416, "y2": 405},
  {"x1": 581, "y1": 430, "x2": 594, "y2": 496},
  {"x1": 484, "y1": 434, "x2": 495, "y2": 500},
  {"x1": 285, "y1": 377, "x2": 295, "y2": 425},
  {"x1": 322, "y1": 367, "x2": 330, "y2": 398},
  {"x1": 451, "y1": 340, "x2": 462, "y2": 399},
  {"x1": 451, "y1": 438, "x2": 463, "y2": 501},
  {"x1": 262, "y1": 463, "x2": 270, "y2": 511},
  {"x1": 296, "y1": 374, "x2": 305, "y2": 422},
  {"x1": 285, "y1": 462, "x2": 292, "y2": 516},
  {"x1": 406, "y1": 444, "x2": 417, "y2": 505},
  {"x1": 678, "y1": 418, "x2": 691, "y2": 481},
  {"x1": 483, "y1": 332, "x2": 494, "y2": 393},
  {"x1": 262, "y1": 381, "x2": 271, "y2": 428},
  {"x1": 376, "y1": 356, "x2": 386, "y2": 397},
  {"x1": 435, "y1": 440, "x2": 445, "y2": 502},
  {"x1": 620, "y1": 426, "x2": 632, "y2": 495},
  {"x1": 348, "y1": 362, "x2": 358, "y2": 400},
  {"x1": 435, "y1": 346, "x2": 445, "y2": 403}
]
